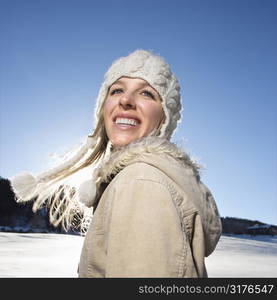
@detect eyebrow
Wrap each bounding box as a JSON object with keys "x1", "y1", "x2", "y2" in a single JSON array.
[
  {"x1": 110, "y1": 79, "x2": 153, "y2": 89},
  {"x1": 109, "y1": 78, "x2": 161, "y2": 100}
]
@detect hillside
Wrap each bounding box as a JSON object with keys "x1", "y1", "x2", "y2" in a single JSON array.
[{"x1": 221, "y1": 216, "x2": 277, "y2": 235}]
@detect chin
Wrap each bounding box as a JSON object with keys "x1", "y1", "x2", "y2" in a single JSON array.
[{"x1": 111, "y1": 136, "x2": 138, "y2": 147}]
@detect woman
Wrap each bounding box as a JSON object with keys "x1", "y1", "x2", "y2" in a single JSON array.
[{"x1": 11, "y1": 50, "x2": 222, "y2": 277}]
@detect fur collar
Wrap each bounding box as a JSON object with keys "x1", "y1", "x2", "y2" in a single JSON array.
[{"x1": 94, "y1": 136, "x2": 200, "y2": 185}]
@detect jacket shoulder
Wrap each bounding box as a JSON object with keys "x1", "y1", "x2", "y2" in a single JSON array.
[
  {"x1": 110, "y1": 159, "x2": 186, "y2": 211},
  {"x1": 114, "y1": 161, "x2": 169, "y2": 183}
]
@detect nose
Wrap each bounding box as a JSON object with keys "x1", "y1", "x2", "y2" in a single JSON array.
[{"x1": 119, "y1": 93, "x2": 136, "y2": 109}]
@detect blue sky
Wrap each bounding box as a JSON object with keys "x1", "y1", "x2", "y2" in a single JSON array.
[{"x1": 1, "y1": 0, "x2": 276, "y2": 225}]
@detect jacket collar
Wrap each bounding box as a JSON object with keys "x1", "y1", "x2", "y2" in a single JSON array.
[{"x1": 94, "y1": 136, "x2": 201, "y2": 186}]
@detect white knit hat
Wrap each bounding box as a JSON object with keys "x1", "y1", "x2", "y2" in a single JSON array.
[{"x1": 94, "y1": 49, "x2": 182, "y2": 140}]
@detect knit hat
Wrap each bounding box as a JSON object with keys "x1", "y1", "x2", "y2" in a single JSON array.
[
  {"x1": 94, "y1": 49, "x2": 182, "y2": 140},
  {"x1": 10, "y1": 49, "x2": 182, "y2": 231}
]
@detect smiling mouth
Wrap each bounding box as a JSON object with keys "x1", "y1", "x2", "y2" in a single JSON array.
[{"x1": 115, "y1": 117, "x2": 139, "y2": 126}]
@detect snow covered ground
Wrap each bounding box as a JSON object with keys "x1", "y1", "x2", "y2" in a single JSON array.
[
  {"x1": 205, "y1": 234, "x2": 277, "y2": 277},
  {"x1": 0, "y1": 232, "x2": 83, "y2": 277},
  {"x1": 0, "y1": 232, "x2": 276, "y2": 277}
]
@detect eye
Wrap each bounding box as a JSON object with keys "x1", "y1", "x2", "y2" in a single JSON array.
[
  {"x1": 110, "y1": 88, "x2": 123, "y2": 95},
  {"x1": 141, "y1": 90, "x2": 155, "y2": 100}
]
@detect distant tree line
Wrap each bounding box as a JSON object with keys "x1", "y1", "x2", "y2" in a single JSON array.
[
  {"x1": 1, "y1": 176, "x2": 276, "y2": 235},
  {"x1": 0, "y1": 176, "x2": 67, "y2": 234}
]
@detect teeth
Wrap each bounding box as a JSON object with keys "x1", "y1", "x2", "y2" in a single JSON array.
[{"x1": 115, "y1": 118, "x2": 138, "y2": 126}]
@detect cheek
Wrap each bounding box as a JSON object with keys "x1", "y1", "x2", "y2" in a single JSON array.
[
  {"x1": 144, "y1": 103, "x2": 164, "y2": 126},
  {"x1": 103, "y1": 99, "x2": 113, "y2": 122},
  {"x1": 102, "y1": 102, "x2": 114, "y2": 137}
]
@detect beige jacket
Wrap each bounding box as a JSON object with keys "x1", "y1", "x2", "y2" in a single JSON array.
[{"x1": 78, "y1": 137, "x2": 222, "y2": 277}]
